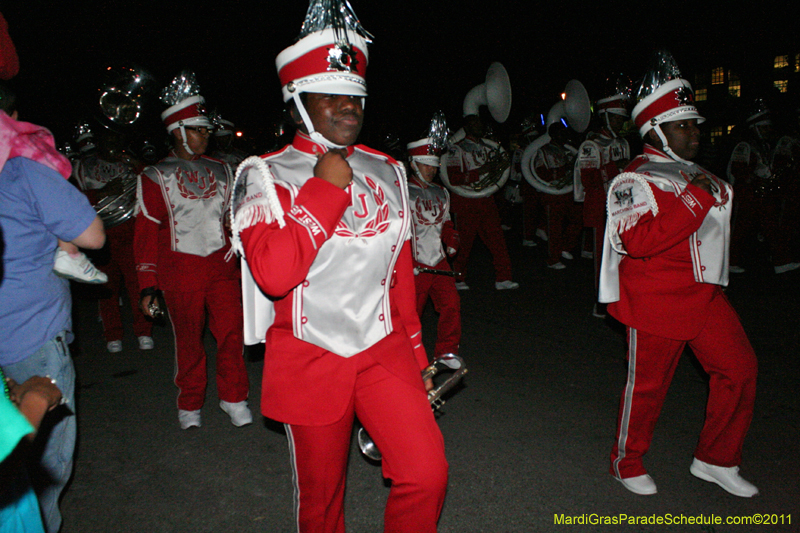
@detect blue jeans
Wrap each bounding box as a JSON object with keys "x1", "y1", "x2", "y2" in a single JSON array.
[{"x1": 4, "y1": 332, "x2": 76, "y2": 533}]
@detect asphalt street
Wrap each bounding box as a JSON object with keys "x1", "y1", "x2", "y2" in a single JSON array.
[{"x1": 61, "y1": 224, "x2": 799, "y2": 532}]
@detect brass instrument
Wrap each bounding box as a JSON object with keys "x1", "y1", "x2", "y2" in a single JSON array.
[
  {"x1": 521, "y1": 80, "x2": 591, "y2": 195},
  {"x1": 440, "y1": 63, "x2": 512, "y2": 198},
  {"x1": 357, "y1": 355, "x2": 467, "y2": 461}
]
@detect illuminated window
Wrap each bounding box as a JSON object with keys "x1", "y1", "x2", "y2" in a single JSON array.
[
  {"x1": 796, "y1": 53, "x2": 800, "y2": 73},
  {"x1": 711, "y1": 126, "x2": 725, "y2": 144},
  {"x1": 774, "y1": 80, "x2": 788, "y2": 93},
  {"x1": 774, "y1": 55, "x2": 789, "y2": 69},
  {"x1": 711, "y1": 67, "x2": 724, "y2": 85},
  {"x1": 696, "y1": 88, "x2": 708, "y2": 101},
  {"x1": 728, "y1": 72, "x2": 741, "y2": 97},
  {"x1": 727, "y1": 125, "x2": 735, "y2": 135}
]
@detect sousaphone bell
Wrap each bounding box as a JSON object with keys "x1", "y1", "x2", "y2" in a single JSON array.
[
  {"x1": 440, "y1": 62, "x2": 512, "y2": 199},
  {"x1": 521, "y1": 79, "x2": 590, "y2": 195}
]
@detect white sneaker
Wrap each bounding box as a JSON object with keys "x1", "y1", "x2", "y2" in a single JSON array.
[
  {"x1": 138, "y1": 336, "x2": 154, "y2": 350},
  {"x1": 495, "y1": 280, "x2": 519, "y2": 290},
  {"x1": 617, "y1": 474, "x2": 657, "y2": 495},
  {"x1": 535, "y1": 228, "x2": 548, "y2": 242},
  {"x1": 561, "y1": 251, "x2": 574, "y2": 260},
  {"x1": 53, "y1": 250, "x2": 108, "y2": 283},
  {"x1": 581, "y1": 250, "x2": 593, "y2": 259},
  {"x1": 690, "y1": 458, "x2": 758, "y2": 497},
  {"x1": 774, "y1": 262, "x2": 800, "y2": 274},
  {"x1": 178, "y1": 409, "x2": 201, "y2": 429},
  {"x1": 219, "y1": 400, "x2": 253, "y2": 427},
  {"x1": 729, "y1": 265, "x2": 746, "y2": 274},
  {"x1": 522, "y1": 239, "x2": 537, "y2": 247},
  {"x1": 547, "y1": 262, "x2": 566, "y2": 270},
  {"x1": 501, "y1": 224, "x2": 511, "y2": 231},
  {"x1": 107, "y1": 340, "x2": 123, "y2": 353},
  {"x1": 455, "y1": 282, "x2": 470, "y2": 291}
]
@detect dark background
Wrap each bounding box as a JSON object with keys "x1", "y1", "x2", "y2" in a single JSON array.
[{"x1": 3, "y1": 1, "x2": 800, "y2": 150}]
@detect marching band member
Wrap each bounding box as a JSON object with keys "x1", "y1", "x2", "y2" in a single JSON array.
[
  {"x1": 75, "y1": 130, "x2": 154, "y2": 352},
  {"x1": 600, "y1": 51, "x2": 758, "y2": 498},
  {"x1": 575, "y1": 81, "x2": 631, "y2": 315},
  {"x1": 727, "y1": 100, "x2": 800, "y2": 274},
  {"x1": 445, "y1": 114, "x2": 518, "y2": 290},
  {"x1": 231, "y1": 2, "x2": 447, "y2": 531},
  {"x1": 533, "y1": 121, "x2": 582, "y2": 269},
  {"x1": 135, "y1": 72, "x2": 250, "y2": 430},
  {"x1": 210, "y1": 113, "x2": 248, "y2": 167},
  {"x1": 407, "y1": 117, "x2": 462, "y2": 360}
]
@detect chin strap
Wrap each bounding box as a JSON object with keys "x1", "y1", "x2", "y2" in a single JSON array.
[
  {"x1": 178, "y1": 124, "x2": 195, "y2": 156},
  {"x1": 653, "y1": 123, "x2": 691, "y2": 164},
  {"x1": 410, "y1": 160, "x2": 426, "y2": 184},
  {"x1": 603, "y1": 113, "x2": 618, "y2": 139},
  {"x1": 291, "y1": 93, "x2": 347, "y2": 151}
]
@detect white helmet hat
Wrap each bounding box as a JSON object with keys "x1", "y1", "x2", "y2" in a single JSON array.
[
  {"x1": 276, "y1": 0, "x2": 372, "y2": 149},
  {"x1": 407, "y1": 138, "x2": 441, "y2": 168},
  {"x1": 160, "y1": 71, "x2": 212, "y2": 155},
  {"x1": 632, "y1": 50, "x2": 705, "y2": 162}
]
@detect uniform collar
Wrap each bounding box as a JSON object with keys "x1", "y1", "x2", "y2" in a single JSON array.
[{"x1": 292, "y1": 131, "x2": 355, "y2": 157}]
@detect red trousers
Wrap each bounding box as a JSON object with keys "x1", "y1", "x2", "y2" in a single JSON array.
[
  {"x1": 163, "y1": 278, "x2": 249, "y2": 410},
  {"x1": 286, "y1": 350, "x2": 448, "y2": 533},
  {"x1": 414, "y1": 259, "x2": 461, "y2": 357},
  {"x1": 611, "y1": 291, "x2": 757, "y2": 479},
  {"x1": 99, "y1": 223, "x2": 152, "y2": 342},
  {"x1": 450, "y1": 194, "x2": 513, "y2": 282},
  {"x1": 542, "y1": 193, "x2": 582, "y2": 265}
]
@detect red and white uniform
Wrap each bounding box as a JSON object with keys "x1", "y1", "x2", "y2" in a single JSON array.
[
  {"x1": 134, "y1": 152, "x2": 248, "y2": 411},
  {"x1": 727, "y1": 139, "x2": 795, "y2": 268},
  {"x1": 444, "y1": 137, "x2": 513, "y2": 282},
  {"x1": 233, "y1": 132, "x2": 447, "y2": 532},
  {"x1": 576, "y1": 130, "x2": 630, "y2": 284},
  {"x1": 408, "y1": 174, "x2": 461, "y2": 357},
  {"x1": 533, "y1": 142, "x2": 582, "y2": 265},
  {"x1": 599, "y1": 145, "x2": 757, "y2": 480},
  {"x1": 76, "y1": 155, "x2": 152, "y2": 343}
]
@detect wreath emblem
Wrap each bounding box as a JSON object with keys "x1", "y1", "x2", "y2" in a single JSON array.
[
  {"x1": 176, "y1": 166, "x2": 218, "y2": 200},
  {"x1": 335, "y1": 176, "x2": 390, "y2": 238},
  {"x1": 414, "y1": 196, "x2": 446, "y2": 227}
]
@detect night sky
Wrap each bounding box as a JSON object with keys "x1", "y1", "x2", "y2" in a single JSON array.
[{"x1": 4, "y1": 1, "x2": 799, "y2": 150}]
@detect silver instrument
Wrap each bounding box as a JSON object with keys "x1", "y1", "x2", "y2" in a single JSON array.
[
  {"x1": 440, "y1": 63, "x2": 512, "y2": 198},
  {"x1": 521, "y1": 79, "x2": 591, "y2": 195},
  {"x1": 357, "y1": 355, "x2": 467, "y2": 461}
]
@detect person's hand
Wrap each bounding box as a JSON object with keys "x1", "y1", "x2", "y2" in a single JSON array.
[
  {"x1": 690, "y1": 175, "x2": 715, "y2": 196},
  {"x1": 8, "y1": 376, "x2": 62, "y2": 412},
  {"x1": 423, "y1": 377, "x2": 434, "y2": 392},
  {"x1": 315, "y1": 149, "x2": 352, "y2": 190},
  {"x1": 140, "y1": 294, "x2": 155, "y2": 318}
]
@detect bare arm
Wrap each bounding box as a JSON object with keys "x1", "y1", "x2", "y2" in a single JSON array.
[{"x1": 70, "y1": 215, "x2": 106, "y2": 250}]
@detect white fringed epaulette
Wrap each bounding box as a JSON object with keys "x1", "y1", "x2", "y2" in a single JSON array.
[
  {"x1": 230, "y1": 156, "x2": 287, "y2": 257},
  {"x1": 605, "y1": 172, "x2": 659, "y2": 255}
]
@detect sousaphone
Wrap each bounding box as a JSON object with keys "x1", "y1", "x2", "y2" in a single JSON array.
[
  {"x1": 91, "y1": 65, "x2": 158, "y2": 227},
  {"x1": 440, "y1": 62, "x2": 512, "y2": 198},
  {"x1": 521, "y1": 79, "x2": 590, "y2": 195}
]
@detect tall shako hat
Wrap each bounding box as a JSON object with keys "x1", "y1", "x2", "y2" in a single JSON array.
[
  {"x1": 632, "y1": 50, "x2": 705, "y2": 162},
  {"x1": 209, "y1": 110, "x2": 235, "y2": 137},
  {"x1": 277, "y1": 0, "x2": 373, "y2": 149},
  {"x1": 160, "y1": 71, "x2": 211, "y2": 132},
  {"x1": 161, "y1": 71, "x2": 211, "y2": 155},
  {"x1": 407, "y1": 111, "x2": 449, "y2": 169},
  {"x1": 746, "y1": 98, "x2": 772, "y2": 129},
  {"x1": 597, "y1": 74, "x2": 632, "y2": 118},
  {"x1": 74, "y1": 120, "x2": 96, "y2": 153}
]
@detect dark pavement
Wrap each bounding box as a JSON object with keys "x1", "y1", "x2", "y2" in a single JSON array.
[{"x1": 62, "y1": 226, "x2": 800, "y2": 532}]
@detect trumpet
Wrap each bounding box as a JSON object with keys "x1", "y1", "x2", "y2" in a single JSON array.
[{"x1": 357, "y1": 355, "x2": 467, "y2": 461}]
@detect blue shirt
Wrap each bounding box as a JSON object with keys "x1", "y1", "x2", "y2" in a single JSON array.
[{"x1": 0, "y1": 157, "x2": 97, "y2": 364}]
